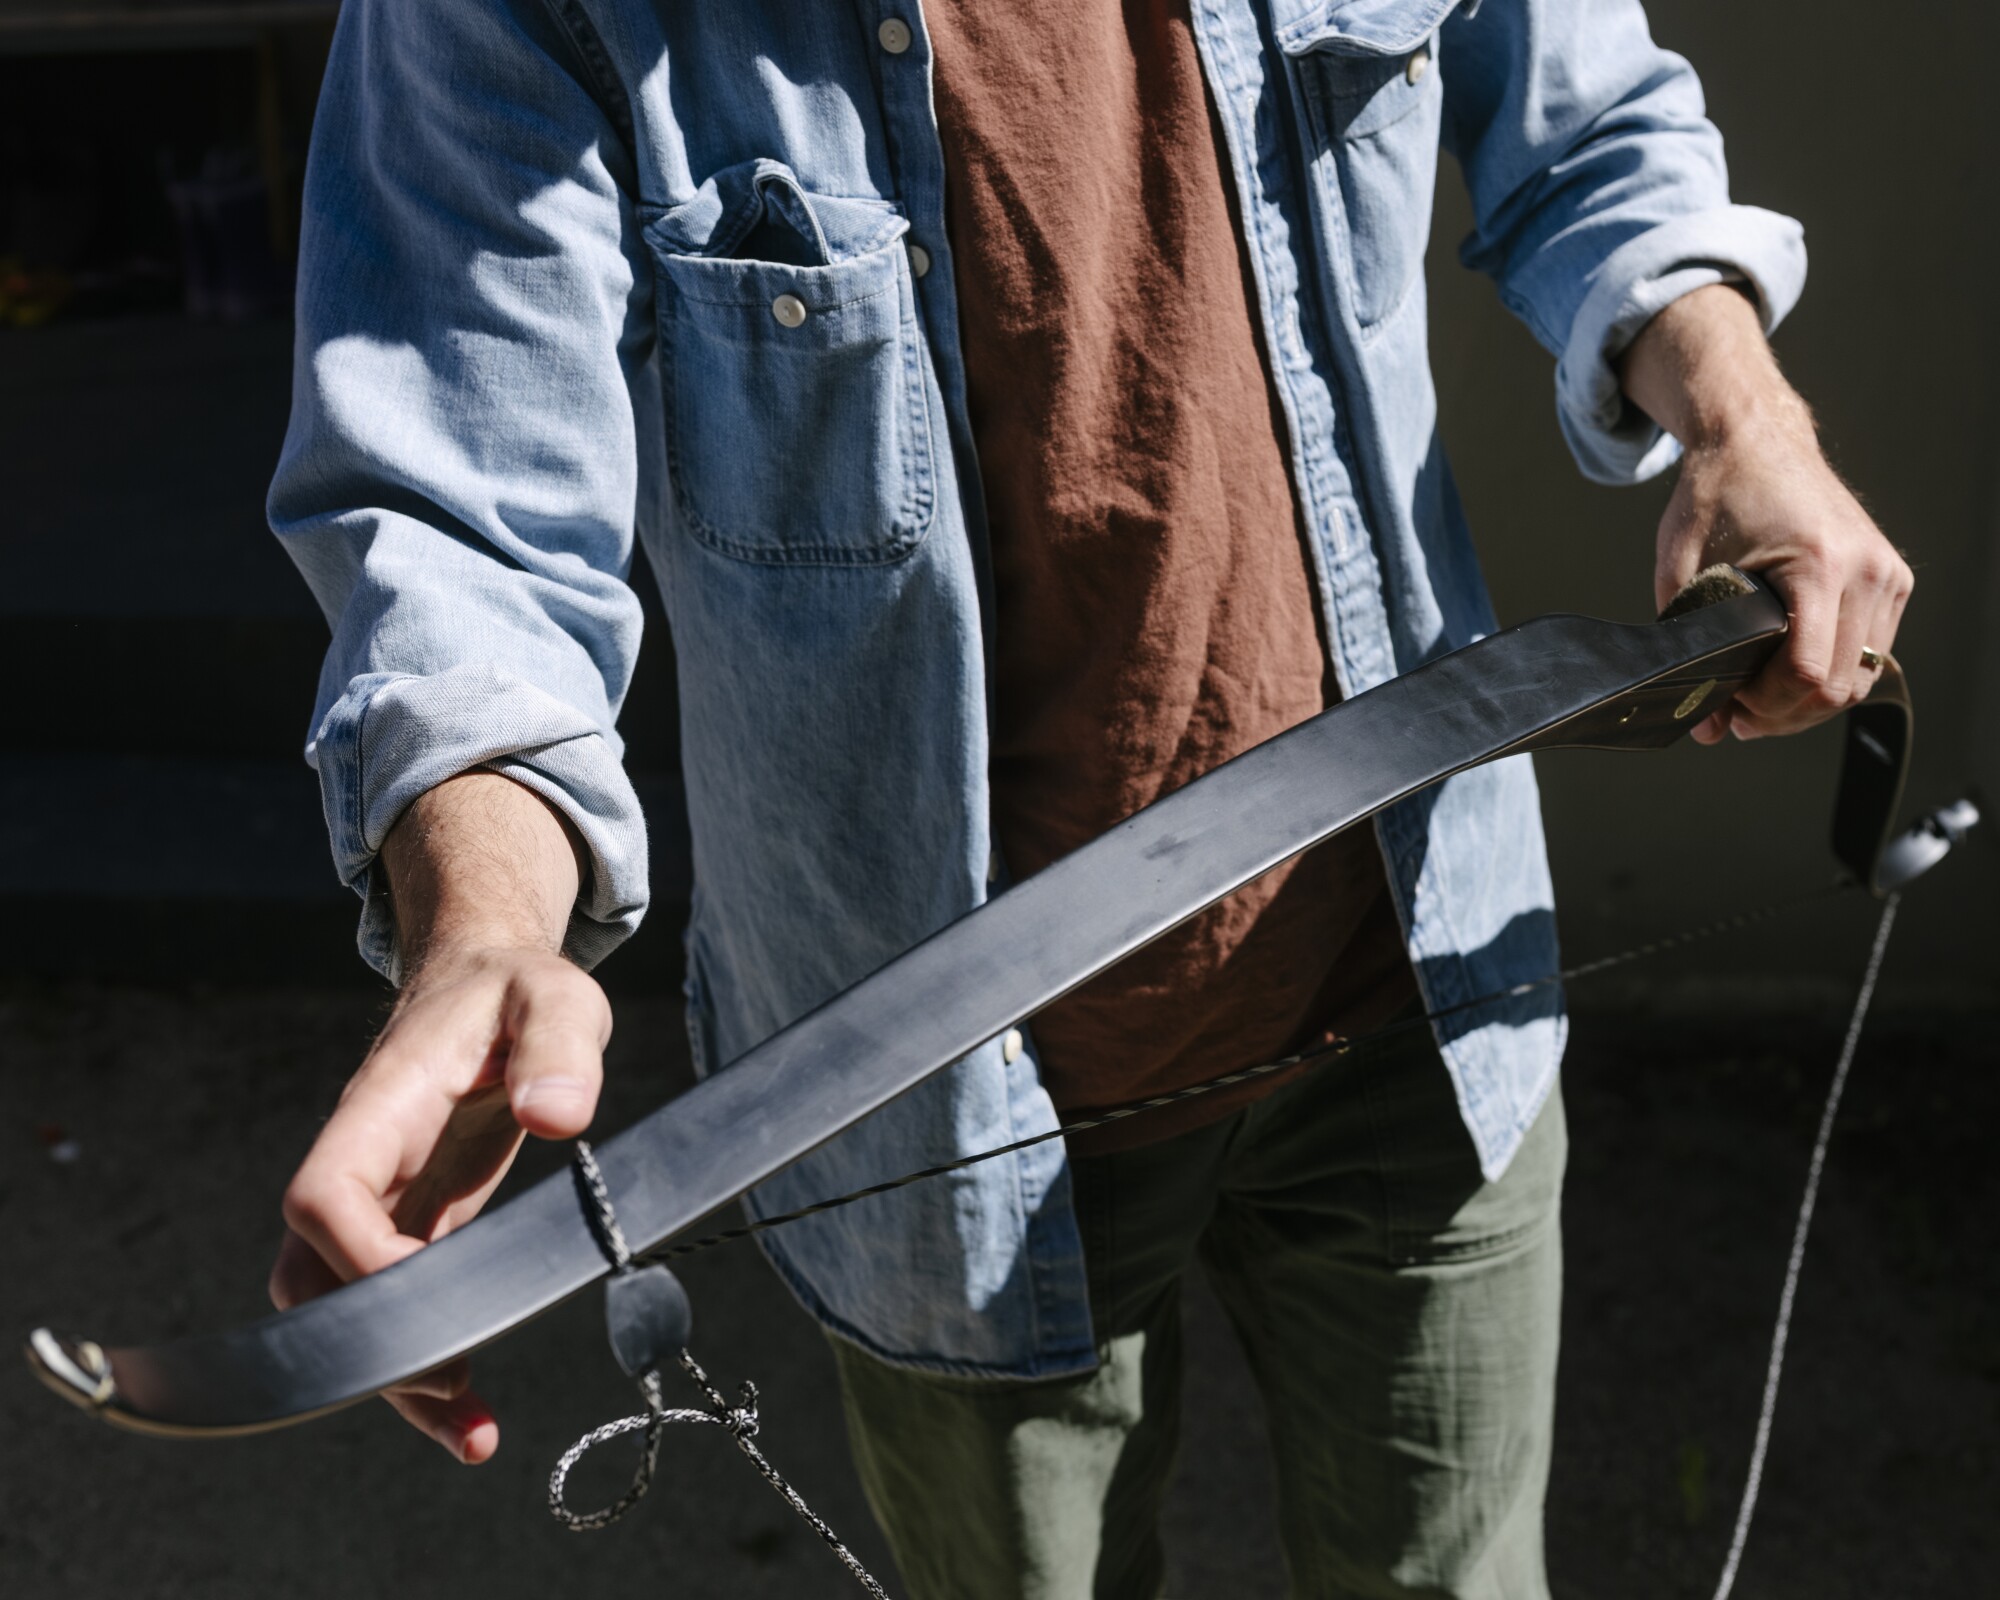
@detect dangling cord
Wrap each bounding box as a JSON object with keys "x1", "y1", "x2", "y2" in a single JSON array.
[
  {"x1": 1709, "y1": 893, "x2": 1900, "y2": 1600},
  {"x1": 548, "y1": 1141, "x2": 668, "y2": 1532},
  {"x1": 551, "y1": 1143, "x2": 891, "y2": 1598}
]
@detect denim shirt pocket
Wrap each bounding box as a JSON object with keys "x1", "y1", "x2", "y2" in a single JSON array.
[
  {"x1": 641, "y1": 164, "x2": 937, "y2": 566},
  {"x1": 1290, "y1": 11, "x2": 1448, "y2": 332}
]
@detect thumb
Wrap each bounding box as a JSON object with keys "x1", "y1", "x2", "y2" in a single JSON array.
[{"x1": 502, "y1": 964, "x2": 611, "y2": 1139}]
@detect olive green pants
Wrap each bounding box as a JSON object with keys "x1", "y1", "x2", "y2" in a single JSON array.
[{"x1": 831, "y1": 1020, "x2": 1567, "y2": 1600}]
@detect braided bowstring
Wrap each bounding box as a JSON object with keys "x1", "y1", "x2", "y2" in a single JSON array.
[
  {"x1": 639, "y1": 881, "x2": 1852, "y2": 1268},
  {"x1": 1708, "y1": 892, "x2": 1901, "y2": 1600},
  {"x1": 552, "y1": 1143, "x2": 889, "y2": 1597}
]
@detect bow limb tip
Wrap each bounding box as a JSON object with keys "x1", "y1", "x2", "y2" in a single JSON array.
[
  {"x1": 26, "y1": 1328, "x2": 117, "y2": 1413},
  {"x1": 1871, "y1": 797, "x2": 1981, "y2": 895}
]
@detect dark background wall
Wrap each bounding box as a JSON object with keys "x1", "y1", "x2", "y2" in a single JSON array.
[
  {"x1": 2, "y1": 0, "x2": 1992, "y2": 1005},
  {"x1": 1427, "y1": 0, "x2": 1998, "y2": 1005}
]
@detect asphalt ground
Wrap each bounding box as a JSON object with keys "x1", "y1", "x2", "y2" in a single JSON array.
[{"x1": 3, "y1": 977, "x2": 1994, "y2": 1599}]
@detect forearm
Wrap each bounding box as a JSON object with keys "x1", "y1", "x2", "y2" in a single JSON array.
[
  {"x1": 382, "y1": 772, "x2": 586, "y2": 973},
  {"x1": 271, "y1": 0, "x2": 654, "y2": 984},
  {"x1": 1617, "y1": 282, "x2": 1812, "y2": 454},
  {"x1": 1612, "y1": 284, "x2": 1911, "y2": 744}
]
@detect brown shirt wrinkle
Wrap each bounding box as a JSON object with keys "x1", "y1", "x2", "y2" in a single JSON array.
[{"x1": 927, "y1": 0, "x2": 1415, "y2": 1150}]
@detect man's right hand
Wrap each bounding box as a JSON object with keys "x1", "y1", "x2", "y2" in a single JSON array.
[{"x1": 266, "y1": 772, "x2": 609, "y2": 1464}]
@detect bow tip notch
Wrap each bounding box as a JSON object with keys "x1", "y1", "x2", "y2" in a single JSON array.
[{"x1": 25, "y1": 1327, "x2": 118, "y2": 1416}]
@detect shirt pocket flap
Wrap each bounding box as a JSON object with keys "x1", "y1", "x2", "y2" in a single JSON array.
[
  {"x1": 1271, "y1": 0, "x2": 1461, "y2": 57},
  {"x1": 642, "y1": 158, "x2": 908, "y2": 268}
]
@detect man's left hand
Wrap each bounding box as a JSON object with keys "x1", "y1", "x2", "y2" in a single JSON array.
[{"x1": 1620, "y1": 284, "x2": 1913, "y2": 745}]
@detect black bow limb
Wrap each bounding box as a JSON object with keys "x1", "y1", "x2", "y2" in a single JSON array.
[{"x1": 20, "y1": 566, "x2": 1970, "y2": 1438}]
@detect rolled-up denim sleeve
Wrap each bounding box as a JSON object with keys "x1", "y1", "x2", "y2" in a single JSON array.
[
  {"x1": 268, "y1": 0, "x2": 652, "y2": 981},
  {"x1": 1440, "y1": 0, "x2": 1808, "y2": 484}
]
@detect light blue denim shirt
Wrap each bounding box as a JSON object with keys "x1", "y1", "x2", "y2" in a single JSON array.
[{"x1": 270, "y1": 0, "x2": 1804, "y2": 1377}]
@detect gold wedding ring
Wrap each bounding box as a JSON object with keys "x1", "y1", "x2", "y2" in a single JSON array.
[{"x1": 1859, "y1": 646, "x2": 1887, "y2": 672}]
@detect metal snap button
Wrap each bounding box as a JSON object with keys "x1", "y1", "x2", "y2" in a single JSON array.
[
  {"x1": 908, "y1": 243, "x2": 931, "y2": 279},
  {"x1": 1406, "y1": 45, "x2": 1430, "y2": 85},
  {"x1": 771, "y1": 293, "x2": 808, "y2": 328},
  {"x1": 878, "y1": 17, "x2": 913, "y2": 54}
]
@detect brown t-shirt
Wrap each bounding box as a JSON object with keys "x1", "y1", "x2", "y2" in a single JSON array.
[{"x1": 927, "y1": 0, "x2": 1415, "y2": 1150}]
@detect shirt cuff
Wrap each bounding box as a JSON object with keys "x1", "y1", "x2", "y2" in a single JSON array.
[
  {"x1": 307, "y1": 663, "x2": 650, "y2": 983},
  {"x1": 1556, "y1": 204, "x2": 1808, "y2": 486}
]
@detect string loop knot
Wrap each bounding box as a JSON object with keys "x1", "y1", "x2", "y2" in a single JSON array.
[{"x1": 548, "y1": 1141, "x2": 889, "y2": 1598}]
